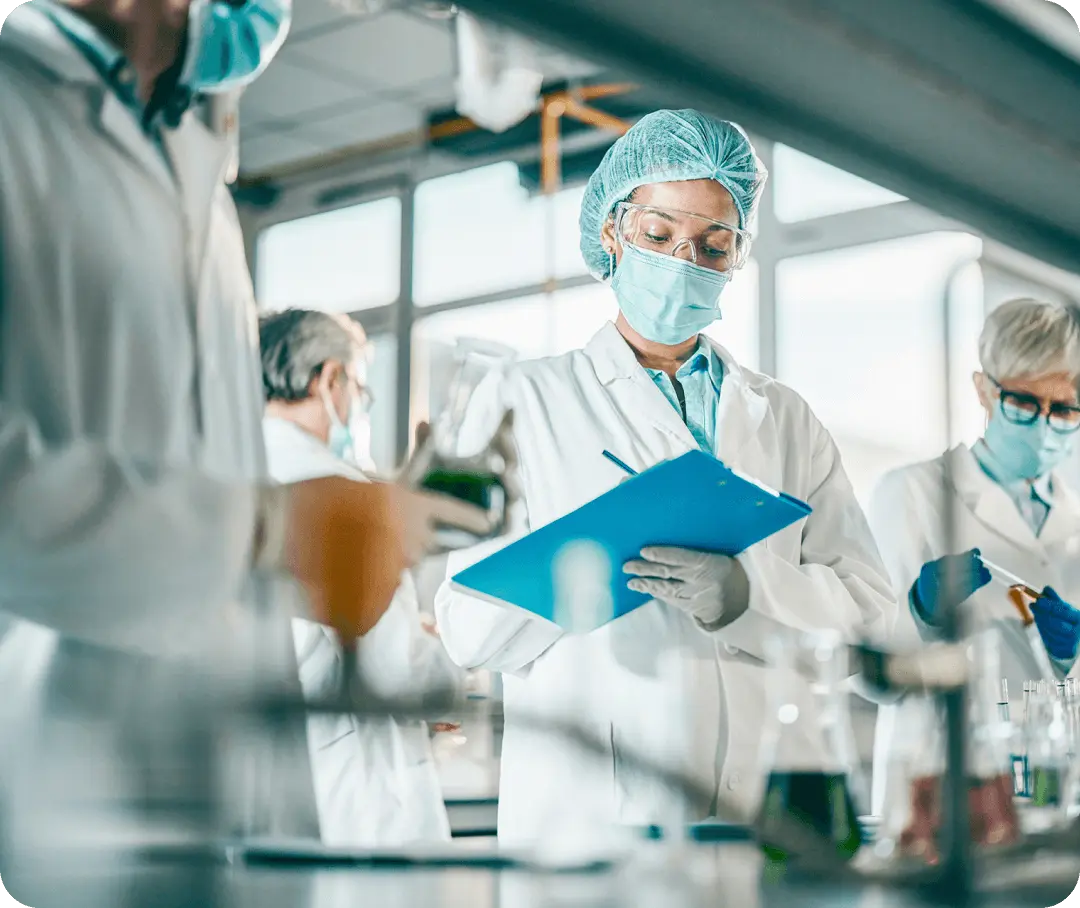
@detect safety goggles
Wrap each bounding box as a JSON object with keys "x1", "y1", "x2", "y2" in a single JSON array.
[
  {"x1": 613, "y1": 202, "x2": 751, "y2": 273},
  {"x1": 988, "y1": 375, "x2": 1080, "y2": 434}
]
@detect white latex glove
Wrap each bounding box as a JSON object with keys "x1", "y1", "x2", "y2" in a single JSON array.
[{"x1": 623, "y1": 546, "x2": 750, "y2": 631}]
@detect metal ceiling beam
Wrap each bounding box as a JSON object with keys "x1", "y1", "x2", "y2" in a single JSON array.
[{"x1": 456, "y1": 0, "x2": 1080, "y2": 274}]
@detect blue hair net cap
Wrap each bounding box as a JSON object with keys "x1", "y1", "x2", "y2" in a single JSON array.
[{"x1": 579, "y1": 109, "x2": 768, "y2": 280}]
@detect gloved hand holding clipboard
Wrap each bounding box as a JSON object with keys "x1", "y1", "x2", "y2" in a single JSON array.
[{"x1": 450, "y1": 450, "x2": 811, "y2": 632}]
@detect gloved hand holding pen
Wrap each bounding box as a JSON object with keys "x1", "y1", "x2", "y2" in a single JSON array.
[{"x1": 1031, "y1": 587, "x2": 1080, "y2": 662}]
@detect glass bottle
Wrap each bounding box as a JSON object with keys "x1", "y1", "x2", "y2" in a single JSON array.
[{"x1": 757, "y1": 630, "x2": 863, "y2": 869}]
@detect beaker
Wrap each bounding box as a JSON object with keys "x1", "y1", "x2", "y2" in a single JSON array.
[
  {"x1": 406, "y1": 337, "x2": 518, "y2": 550},
  {"x1": 757, "y1": 630, "x2": 863, "y2": 868},
  {"x1": 874, "y1": 630, "x2": 1019, "y2": 866}
]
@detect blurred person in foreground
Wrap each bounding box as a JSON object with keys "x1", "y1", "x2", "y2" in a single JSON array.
[
  {"x1": 868, "y1": 298, "x2": 1080, "y2": 814},
  {"x1": 434, "y1": 109, "x2": 896, "y2": 844},
  {"x1": 260, "y1": 309, "x2": 464, "y2": 845},
  {"x1": 0, "y1": 0, "x2": 495, "y2": 866}
]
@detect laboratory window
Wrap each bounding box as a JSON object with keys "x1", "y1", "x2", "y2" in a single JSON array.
[
  {"x1": 772, "y1": 143, "x2": 906, "y2": 224},
  {"x1": 775, "y1": 232, "x2": 983, "y2": 502},
  {"x1": 362, "y1": 333, "x2": 398, "y2": 474},
  {"x1": 413, "y1": 161, "x2": 588, "y2": 307},
  {"x1": 255, "y1": 197, "x2": 402, "y2": 313}
]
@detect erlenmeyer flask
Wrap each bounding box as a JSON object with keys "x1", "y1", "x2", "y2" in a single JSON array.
[
  {"x1": 757, "y1": 630, "x2": 863, "y2": 867},
  {"x1": 407, "y1": 337, "x2": 517, "y2": 551}
]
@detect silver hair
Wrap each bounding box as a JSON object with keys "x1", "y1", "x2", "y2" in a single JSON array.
[
  {"x1": 978, "y1": 298, "x2": 1080, "y2": 381},
  {"x1": 259, "y1": 309, "x2": 368, "y2": 402}
]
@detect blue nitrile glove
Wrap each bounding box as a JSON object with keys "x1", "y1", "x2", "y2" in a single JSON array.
[
  {"x1": 912, "y1": 549, "x2": 992, "y2": 625},
  {"x1": 1031, "y1": 587, "x2": 1080, "y2": 662}
]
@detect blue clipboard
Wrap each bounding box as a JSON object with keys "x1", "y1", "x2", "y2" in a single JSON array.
[{"x1": 450, "y1": 449, "x2": 811, "y2": 631}]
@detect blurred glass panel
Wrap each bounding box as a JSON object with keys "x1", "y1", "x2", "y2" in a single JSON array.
[
  {"x1": 364, "y1": 333, "x2": 398, "y2": 473},
  {"x1": 414, "y1": 163, "x2": 588, "y2": 307},
  {"x1": 772, "y1": 144, "x2": 906, "y2": 223},
  {"x1": 256, "y1": 198, "x2": 402, "y2": 312},
  {"x1": 776, "y1": 233, "x2": 983, "y2": 502}
]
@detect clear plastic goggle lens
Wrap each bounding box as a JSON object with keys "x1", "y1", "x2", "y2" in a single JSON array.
[{"x1": 616, "y1": 203, "x2": 748, "y2": 272}]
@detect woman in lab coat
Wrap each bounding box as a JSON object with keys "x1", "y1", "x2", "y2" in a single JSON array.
[
  {"x1": 867, "y1": 297, "x2": 1080, "y2": 814},
  {"x1": 435, "y1": 110, "x2": 897, "y2": 844},
  {"x1": 259, "y1": 310, "x2": 462, "y2": 845}
]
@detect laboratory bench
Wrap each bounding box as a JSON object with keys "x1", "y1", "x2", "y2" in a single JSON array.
[{"x1": 5, "y1": 835, "x2": 1077, "y2": 908}]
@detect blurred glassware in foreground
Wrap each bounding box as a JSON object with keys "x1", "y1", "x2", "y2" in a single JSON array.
[
  {"x1": 875, "y1": 632, "x2": 1022, "y2": 866},
  {"x1": 758, "y1": 630, "x2": 863, "y2": 871},
  {"x1": 405, "y1": 338, "x2": 518, "y2": 551}
]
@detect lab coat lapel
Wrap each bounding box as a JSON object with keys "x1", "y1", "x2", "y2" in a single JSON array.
[
  {"x1": 700, "y1": 337, "x2": 769, "y2": 473},
  {"x1": 96, "y1": 93, "x2": 177, "y2": 195},
  {"x1": 162, "y1": 119, "x2": 232, "y2": 288},
  {"x1": 945, "y1": 446, "x2": 1040, "y2": 551},
  {"x1": 1039, "y1": 474, "x2": 1080, "y2": 549},
  {"x1": 586, "y1": 323, "x2": 699, "y2": 453},
  {"x1": 8, "y1": 4, "x2": 176, "y2": 194}
]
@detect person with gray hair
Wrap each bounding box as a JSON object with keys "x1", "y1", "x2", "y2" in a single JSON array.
[
  {"x1": 258, "y1": 308, "x2": 464, "y2": 846},
  {"x1": 260, "y1": 309, "x2": 376, "y2": 471},
  {"x1": 867, "y1": 297, "x2": 1080, "y2": 815}
]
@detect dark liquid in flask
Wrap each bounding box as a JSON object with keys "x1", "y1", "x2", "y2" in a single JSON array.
[
  {"x1": 758, "y1": 771, "x2": 861, "y2": 864},
  {"x1": 420, "y1": 467, "x2": 507, "y2": 547}
]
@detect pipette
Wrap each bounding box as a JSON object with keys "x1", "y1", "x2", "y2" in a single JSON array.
[{"x1": 978, "y1": 556, "x2": 1039, "y2": 599}]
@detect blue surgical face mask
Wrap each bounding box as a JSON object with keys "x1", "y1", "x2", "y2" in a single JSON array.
[
  {"x1": 983, "y1": 409, "x2": 1076, "y2": 482},
  {"x1": 610, "y1": 242, "x2": 730, "y2": 345},
  {"x1": 320, "y1": 385, "x2": 355, "y2": 462},
  {"x1": 181, "y1": 0, "x2": 292, "y2": 95}
]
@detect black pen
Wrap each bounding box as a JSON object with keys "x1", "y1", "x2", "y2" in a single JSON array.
[{"x1": 601, "y1": 450, "x2": 638, "y2": 476}]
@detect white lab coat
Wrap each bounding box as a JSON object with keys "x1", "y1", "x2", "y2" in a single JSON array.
[
  {"x1": 0, "y1": 4, "x2": 318, "y2": 846},
  {"x1": 263, "y1": 417, "x2": 459, "y2": 845},
  {"x1": 435, "y1": 322, "x2": 897, "y2": 844},
  {"x1": 867, "y1": 444, "x2": 1080, "y2": 813}
]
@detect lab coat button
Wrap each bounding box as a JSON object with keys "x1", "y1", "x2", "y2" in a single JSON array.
[
  {"x1": 116, "y1": 65, "x2": 136, "y2": 87},
  {"x1": 724, "y1": 643, "x2": 739, "y2": 655},
  {"x1": 727, "y1": 774, "x2": 740, "y2": 790}
]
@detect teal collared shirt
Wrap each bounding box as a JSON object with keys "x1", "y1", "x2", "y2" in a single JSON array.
[
  {"x1": 971, "y1": 438, "x2": 1053, "y2": 537},
  {"x1": 644, "y1": 339, "x2": 725, "y2": 452}
]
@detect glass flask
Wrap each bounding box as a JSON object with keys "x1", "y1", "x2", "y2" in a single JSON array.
[
  {"x1": 1023, "y1": 685, "x2": 1077, "y2": 833},
  {"x1": 874, "y1": 630, "x2": 1019, "y2": 866},
  {"x1": 407, "y1": 337, "x2": 518, "y2": 550},
  {"x1": 757, "y1": 630, "x2": 863, "y2": 868}
]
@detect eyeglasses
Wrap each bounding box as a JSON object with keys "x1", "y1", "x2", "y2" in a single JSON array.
[
  {"x1": 613, "y1": 202, "x2": 751, "y2": 273},
  {"x1": 988, "y1": 376, "x2": 1080, "y2": 435}
]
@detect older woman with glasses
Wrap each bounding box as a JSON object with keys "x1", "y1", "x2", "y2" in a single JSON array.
[{"x1": 868, "y1": 297, "x2": 1080, "y2": 812}]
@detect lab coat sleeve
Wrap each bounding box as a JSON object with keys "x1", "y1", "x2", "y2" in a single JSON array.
[
  {"x1": 355, "y1": 572, "x2": 465, "y2": 700},
  {"x1": 433, "y1": 370, "x2": 564, "y2": 676},
  {"x1": 0, "y1": 405, "x2": 264, "y2": 660},
  {"x1": 866, "y1": 468, "x2": 940, "y2": 651},
  {"x1": 713, "y1": 420, "x2": 898, "y2": 658}
]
